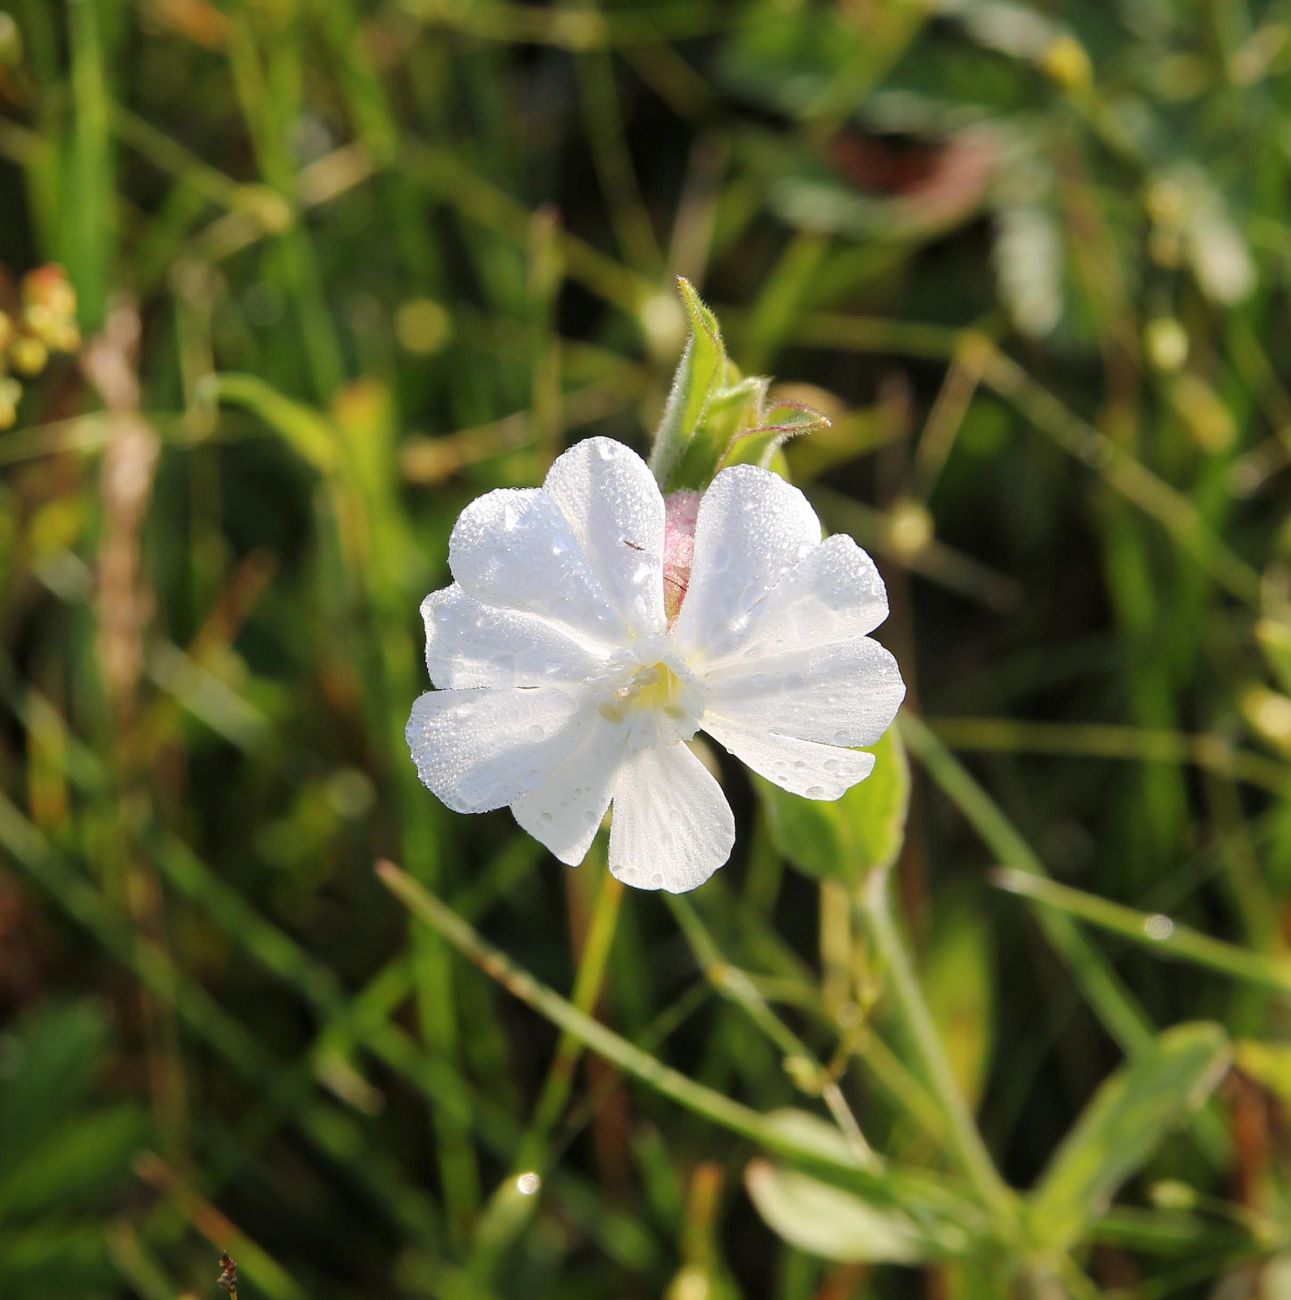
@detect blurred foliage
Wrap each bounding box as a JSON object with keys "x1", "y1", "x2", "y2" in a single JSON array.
[{"x1": 4, "y1": 0, "x2": 1291, "y2": 1296}]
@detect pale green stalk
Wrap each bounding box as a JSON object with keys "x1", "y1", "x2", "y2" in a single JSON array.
[
  {"x1": 994, "y1": 869, "x2": 1291, "y2": 997},
  {"x1": 856, "y1": 871, "x2": 1018, "y2": 1229}
]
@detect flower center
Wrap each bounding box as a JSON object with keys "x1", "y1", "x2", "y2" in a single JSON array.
[
  {"x1": 598, "y1": 658, "x2": 702, "y2": 748},
  {"x1": 600, "y1": 662, "x2": 685, "y2": 720}
]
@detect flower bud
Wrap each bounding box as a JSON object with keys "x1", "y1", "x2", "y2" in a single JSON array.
[
  {"x1": 0, "y1": 376, "x2": 21, "y2": 429},
  {"x1": 9, "y1": 335, "x2": 47, "y2": 377}
]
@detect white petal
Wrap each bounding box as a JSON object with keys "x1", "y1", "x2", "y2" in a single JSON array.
[
  {"x1": 511, "y1": 715, "x2": 625, "y2": 865},
  {"x1": 608, "y1": 742, "x2": 735, "y2": 893},
  {"x1": 406, "y1": 686, "x2": 586, "y2": 814},
  {"x1": 701, "y1": 714, "x2": 876, "y2": 799},
  {"x1": 423, "y1": 584, "x2": 609, "y2": 689},
  {"x1": 704, "y1": 637, "x2": 906, "y2": 750},
  {"x1": 448, "y1": 487, "x2": 623, "y2": 648},
  {"x1": 543, "y1": 437, "x2": 666, "y2": 637},
  {"x1": 672, "y1": 465, "x2": 822, "y2": 662},
  {"x1": 706, "y1": 534, "x2": 890, "y2": 671}
]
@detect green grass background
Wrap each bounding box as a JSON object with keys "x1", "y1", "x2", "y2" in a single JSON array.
[{"x1": 3, "y1": 1, "x2": 1291, "y2": 1296}]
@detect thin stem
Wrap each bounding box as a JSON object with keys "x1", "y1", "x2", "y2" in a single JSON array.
[
  {"x1": 993, "y1": 868, "x2": 1291, "y2": 997},
  {"x1": 520, "y1": 867, "x2": 625, "y2": 1167},
  {"x1": 899, "y1": 712, "x2": 1155, "y2": 1055},
  {"x1": 666, "y1": 894, "x2": 877, "y2": 1168},
  {"x1": 376, "y1": 860, "x2": 978, "y2": 1223},
  {"x1": 467, "y1": 863, "x2": 624, "y2": 1277},
  {"x1": 857, "y1": 871, "x2": 1017, "y2": 1227}
]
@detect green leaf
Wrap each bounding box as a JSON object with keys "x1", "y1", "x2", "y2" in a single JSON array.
[
  {"x1": 1256, "y1": 617, "x2": 1291, "y2": 697},
  {"x1": 746, "y1": 1111, "x2": 982, "y2": 1264},
  {"x1": 0, "y1": 1224, "x2": 117, "y2": 1300},
  {"x1": 921, "y1": 893, "x2": 995, "y2": 1109},
  {"x1": 1233, "y1": 1039, "x2": 1291, "y2": 1107},
  {"x1": 755, "y1": 727, "x2": 910, "y2": 886},
  {"x1": 1028, "y1": 1022, "x2": 1231, "y2": 1251},
  {"x1": 993, "y1": 202, "x2": 1063, "y2": 338},
  {"x1": 745, "y1": 1160, "x2": 932, "y2": 1264},
  {"x1": 198, "y1": 372, "x2": 338, "y2": 474},
  {"x1": 0, "y1": 1001, "x2": 110, "y2": 1169},
  {"x1": 0, "y1": 1103, "x2": 147, "y2": 1216},
  {"x1": 648, "y1": 278, "x2": 728, "y2": 489}
]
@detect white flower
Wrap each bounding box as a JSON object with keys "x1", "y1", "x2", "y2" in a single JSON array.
[{"x1": 407, "y1": 437, "x2": 905, "y2": 893}]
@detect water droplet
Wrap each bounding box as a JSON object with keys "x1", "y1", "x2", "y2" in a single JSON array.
[
  {"x1": 1143, "y1": 914, "x2": 1173, "y2": 941},
  {"x1": 805, "y1": 785, "x2": 826, "y2": 799}
]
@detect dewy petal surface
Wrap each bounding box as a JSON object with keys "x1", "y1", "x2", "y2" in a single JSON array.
[
  {"x1": 448, "y1": 487, "x2": 624, "y2": 649},
  {"x1": 704, "y1": 638, "x2": 906, "y2": 751},
  {"x1": 672, "y1": 465, "x2": 822, "y2": 662},
  {"x1": 543, "y1": 437, "x2": 666, "y2": 638},
  {"x1": 608, "y1": 741, "x2": 735, "y2": 893},
  {"x1": 422, "y1": 585, "x2": 610, "y2": 689},
  {"x1": 704, "y1": 534, "x2": 890, "y2": 671},
  {"x1": 511, "y1": 714, "x2": 625, "y2": 866},
  {"x1": 407, "y1": 686, "x2": 586, "y2": 814},
  {"x1": 701, "y1": 714, "x2": 876, "y2": 800}
]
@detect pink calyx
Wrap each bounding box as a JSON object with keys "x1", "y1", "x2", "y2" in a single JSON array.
[{"x1": 663, "y1": 489, "x2": 701, "y2": 626}]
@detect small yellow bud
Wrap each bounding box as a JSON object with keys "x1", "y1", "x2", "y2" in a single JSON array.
[
  {"x1": 9, "y1": 336, "x2": 48, "y2": 376},
  {"x1": 888, "y1": 498, "x2": 934, "y2": 559},
  {"x1": 394, "y1": 298, "x2": 452, "y2": 355},
  {"x1": 0, "y1": 376, "x2": 21, "y2": 429},
  {"x1": 48, "y1": 322, "x2": 81, "y2": 353},
  {"x1": 22, "y1": 302, "x2": 60, "y2": 347},
  {"x1": 1241, "y1": 684, "x2": 1291, "y2": 757},
  {"x1": 1146, "y1": 178, "x2": 1186, "y2": 227},
  {"x1": 1042, "y1": 35, "x2": 1093, "y2": 90},
  {"x1": 22, "y1": 265, "x2": 77, "y2": 320},
  {"x1": 1145, "y1": 318, "x2": 1188, "y2": 372}
]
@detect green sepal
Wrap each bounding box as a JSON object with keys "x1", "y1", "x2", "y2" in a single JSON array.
[
  {"x1": 648, "y1": 277, "x2": 727, "y2": 489},
  {"x1": 650, "y1": 280, "x2": 830, "y2": 491}
]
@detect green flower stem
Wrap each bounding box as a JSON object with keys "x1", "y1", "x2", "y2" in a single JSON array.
[
  {"x1": 993, "y1": 868, "x2": 1291, "y2": 997},
  {"x1": 666, "y1": 894, "x2": 877, "y2": 1168},
  {"x1": 376, "y1": 860, "x2": 971, "y2": 1219},
  {"x1": 899, "y1": 712, "x2": 1154, "y2": 1053},
  {"x1": 857, "y1": 870, "x2": 1017, "y2": 1228},
  {"x1": 899, "y1": 711, "x2": 1231, "y2": 1168},
  {"x1": 467, "y1": 860, "x2": 624, "y2": 1277},
  {"x1": 520, "y1": 864, "x2": 625, "y2": 1166},
  {"x1": 378, "y1": 859, "x2": 783, "y2": 1150}
]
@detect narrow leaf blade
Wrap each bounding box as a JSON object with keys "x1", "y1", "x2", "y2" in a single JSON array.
[{"x1": 1029, "y1": 1022, "x2": 1231, "y2": 1251}]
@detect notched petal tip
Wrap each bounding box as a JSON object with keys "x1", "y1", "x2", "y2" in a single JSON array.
[{"x1": 607, "y1": 742, "x2": 735, "y2": 893}]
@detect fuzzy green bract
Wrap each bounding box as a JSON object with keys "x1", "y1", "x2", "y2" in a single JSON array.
[{"x1": 649, "y1": 279, "x2": 830, "y2": 493}]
